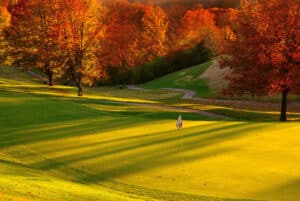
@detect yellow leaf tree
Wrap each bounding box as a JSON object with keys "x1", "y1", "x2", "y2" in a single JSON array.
[{"x1": 59, "y1": 0, "x2": 106, "y2": 96}]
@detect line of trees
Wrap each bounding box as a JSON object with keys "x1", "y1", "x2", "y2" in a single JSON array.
[
  {"x1": 1, "y1": 0, "x2": 231, "y2": 96},
  {"x1": 1, "y1": 0, "x2": 299, "y2": 121},
  {"x1": 106, "y1": 41, "x2": 213, "y2": 85}
]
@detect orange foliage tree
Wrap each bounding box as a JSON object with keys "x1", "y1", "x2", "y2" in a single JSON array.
[
  {"x1": 4, "y1": 0, "x2": 64, "y2": 86},
  {"x1": 103, "y1": 0, "x2": 145, "y2": 68},
  {"x1": 58, "y1": 0, "x2": 106, "y2": 96},
  {"x1": 104, "y1": 1, "x2": 169, "y2": 69},
  {"x1": 164, "y1": 3, "x2": 188, "y2": 50},
  {"x1": 141, "y1": 5, "x2": 169, "y2": 61},
  {"x1": 221, "y1": 0, "x2": 300, "y2": 121},
  {"x1": 0, "y1": 5, "x2": 10, "y2": 28},
  {"x1": 181, "y1": 5, "x2": 224, "y2": 53}
]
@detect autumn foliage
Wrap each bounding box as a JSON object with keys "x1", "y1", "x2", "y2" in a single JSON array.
[
  {"x1": 2, "y1": 0, "x2": 226, "y2": 92},
  {"x1": 58, "y1": 0, "x2": 106, "y2": 96},
  {"x1": 221, "y1": 0, "x2": 300, "y2": 121},
  {"x1": 181, "y1": 6, "x2": 224, "y2": 53}
]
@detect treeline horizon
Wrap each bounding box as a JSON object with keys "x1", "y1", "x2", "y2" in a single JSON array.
[
  {"x1": 1, "y1": 0, "x2": 237, "y2": 96},
  {"x1": 132, "y1": 0, "x2": 240, "y2": 8},
  {"x1": 1, "y1": 0, "x2": 240, "y2": 8},
  {"x1": 1, "y1": 0, "x2": 299, "y2": 122}
]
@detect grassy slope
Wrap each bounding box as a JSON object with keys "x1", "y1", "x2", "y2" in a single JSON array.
[
  {"x1": 142, "y1": 61, "x2": 213, "y2": 98},
  {"x1": 141, "y1": 61, "x2": 300, "y2": 121},
  {"x1": 1, "y1": 66, "x2": 300, "y2": 201}
]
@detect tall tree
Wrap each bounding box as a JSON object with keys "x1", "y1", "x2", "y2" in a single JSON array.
[
  {"x1": 103, "y1": 0, "x2": 145, "y2": 69},
  {"x1": 164, "y1": 3, "x2": 188, "y2": 50},
  {"x1": 221, "y1": 0, "x2": 300, "y2": 121},
  {"x1": 4, "y1": 0, "x2": 64, "y2": 86},
  {"x1": 141, "y1": 5, "x2": 169, "y2": 61},
  {"x1": 59, "y1": 0, "x2": 106, "y2": 96}
]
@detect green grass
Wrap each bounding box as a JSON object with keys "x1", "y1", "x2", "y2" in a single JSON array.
[
  {"x1": 1, "y1": 90, "x2": 300, "y2": 201},
  {"x1": 142, "y1": 61, "x2": 213, "y2": 98},
  {"x1": 0, "y1": 65, "x2": 39, "y2": 83},
  {"x1": 1, "y1": 66, "x2": 300, "y2": 201},
  {"x1": 169, "y1": 101, "x2": 300, "y2": 122}
]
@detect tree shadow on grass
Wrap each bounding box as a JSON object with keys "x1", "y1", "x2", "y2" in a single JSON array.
[
  {"x1": 29, "y1": 122, "x2": 264, "y2": 180},
  {"x1": 76, "y1": 123, "x2": 264, "y2": 183},
  {"x1": 0, "y1": 117, "x2": 153, "y2": 149},
  {"x1": 255, "y1": 178, "x2": 300, "y2": 201},
  {"x1": 21, "y1": 121, "x2": 221, "y2": 158},
  {"x1": 1, "y1": 96, "x2": 222, "y2": 149},
  {"x1": 44, "y1": 122, "x2": 264, "y2": 201}
]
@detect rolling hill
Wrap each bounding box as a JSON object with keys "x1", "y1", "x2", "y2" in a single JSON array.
[{"x1": 142, "y1": 61, "x2": 231, "y2": 98}]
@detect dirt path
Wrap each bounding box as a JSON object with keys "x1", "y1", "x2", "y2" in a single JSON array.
[
  {"x1": 162, "y1": 88, "x2": 195, "y2": 99},
  {"x1": 127, "y1": 85, "x2": 196, "y2": 99}
]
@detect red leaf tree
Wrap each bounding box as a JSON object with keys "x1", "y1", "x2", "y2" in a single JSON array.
[
  {"x1": 4, "y1": 0, "x2": 65, "y2": 86},
  {"x1": 221, "y1": 0, "x2": 300, "y2": 121}
]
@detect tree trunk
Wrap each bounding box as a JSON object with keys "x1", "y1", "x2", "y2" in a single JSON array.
[
  {"x1": 46, "y1": 67, "x2": 53, "y2": 86},
  {"x1": 77, "y1": 79, "x2": 83, "y2": 97},
  {"x1": 280, "y1": 86, "x2": 288, "y2": 122},
  {"x1": 48, "y1": 72, "x2": 53, "y2": 86}
]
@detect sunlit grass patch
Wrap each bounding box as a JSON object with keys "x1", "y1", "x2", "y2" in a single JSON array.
[{"x1": 143, "y1": 61, "x2": 213, "y2": 98}]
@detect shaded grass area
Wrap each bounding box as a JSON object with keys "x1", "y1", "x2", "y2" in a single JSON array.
[
  {"x1": 0, "y1": 65, "x2": 41, "y2": 83},
  {"x1": 0, "y1": 65, "x2": 181, "y2": 104},
  {"x1": 0, "y1": 160, "x2": 141, "y2": 201},
  {"x1": 0, "y1": 76, "x2": 175, "y2": 104},
  {"x1": 142, "y1": 61, "x2": 213, "y2": 98}
]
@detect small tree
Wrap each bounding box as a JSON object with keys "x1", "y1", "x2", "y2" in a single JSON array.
[
  {"x1": 221, "y1": 0, "x2": 300, "y2": 121},
  {"x1": 58, "y1": 0, "x2": 106, "y2": 96}
]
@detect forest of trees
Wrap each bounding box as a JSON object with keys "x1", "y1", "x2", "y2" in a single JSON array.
[
  {"x1": 133, "y1": 0, "x2": 240, "y2": 8},
  {"x1": 0, "y1": 0, "x2": 299, "y2": 121},
  {"x1": 1, "y1": 0, "x2": 235, "y2": 93}
]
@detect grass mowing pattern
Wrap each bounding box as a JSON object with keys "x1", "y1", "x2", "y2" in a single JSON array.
[
  {"x1": 1, "y1": 92, "x2": 300, "y2": 201},
  {"x1": 142, "y1": 61, "x2": 213, "y2": 98}
]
